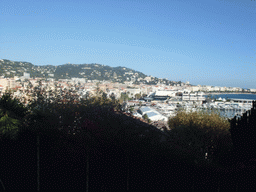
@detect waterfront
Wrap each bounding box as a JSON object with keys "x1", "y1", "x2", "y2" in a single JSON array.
[
  {"x1": 203, "y1": 93, "x2": 256, "y2": 119},
  {"x1": 127, "y1": 93, "x2": 256, "y2": 123},
  {"x1": 206, "y1": 93, "x2": 256, "y2": 100},
  {"x1": 202, "y1": 108, "x2": 248, "y2": 119}
]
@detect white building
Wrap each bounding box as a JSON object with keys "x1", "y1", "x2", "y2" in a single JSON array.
[
  {"x1": 0, "y1": 78, "x2": 17, "y2": 91},
  {"x1": 0, "y1": 85, "x2": 3, "y2": 95},
  {"x1": 126, "y1": 88, "x2": 141, "y2": 98},
  {"x1": 23, "y1": 72, "x2": 30, "y2": 79},
  {"x1": 212, "y1": 86, "x2": 220, "y2": 92},
  {"x1": 144, "y1": 76, "x2": 152, "y2": 82},
  {"x1": 138, "y1": 106, "x2": 168, "y2": 121},
  {"x1": 220, "y1": 87, "x2": 227, "y2": 92},
  {"x1": 182, "y1": 90, "x2": 206, "y2": 103},
  {"x1": 154, "y1": 91, "x2": 177, "y2": 97},
  {"x1": 190, "y1": 86, "x2": 200, "y2": 92}
]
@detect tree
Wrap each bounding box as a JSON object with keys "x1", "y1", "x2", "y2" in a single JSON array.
[
  {"x1": 167, "y1": 110, "x2": 232, "y2": 164},
  {"x1": 85, "y1": 91, "x2": 90, "y2": 100},
  {"x1": 96, "y1": 82, "x2": 100, "y2": 96},
  {"x1": 102, "y1": 92, "x2": 108, "y2": 103},
  {"x1": 142, "y1": 114, "x2": 151, "y2": 123},
  {"x1": 135, "y1": 93, "x2": 141, "y2": 100},
  {"x1": 26, "y1": 94, "x2": 61, "y2": 191},
  {"x1": 0, "y1": 114, "x2": 20, "y2": 139},
  {"x1": 110, "y1": 93, "x2": 116, "y2": 103},
  {"x1": 120, "y1": 92, "x2": 129, "y2": 103},
  {"x1": 142, "y1": 113, "x2": 148, "y2": 120},
  {"x1": 0, "y1": 93, "x2": 27, "y2": 139},
  {"x1": 28, "y1": 81, "x2": 33, "y2": 89},
  {"x1": 230, "y1": 102, "x2": 256, "y2": 162},
  {"x1": 129, "y1": 106, "x2": 134, "y2": 114},
  {"x1": 0, "y1": 93, "x2": 27, "y2": 120}
]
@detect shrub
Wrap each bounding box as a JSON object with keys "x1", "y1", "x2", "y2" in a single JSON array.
[{"x1": 167, "y1": 110, "x2": 232, "y2": 164}]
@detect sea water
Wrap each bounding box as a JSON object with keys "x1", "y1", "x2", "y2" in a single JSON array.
[{"x1": 208, "y1": 93, "x2": 256, "y2": 100}]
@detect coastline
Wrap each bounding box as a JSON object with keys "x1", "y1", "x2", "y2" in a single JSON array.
[{"x1": 205, "y1": 92, "x2": 256, "y2": 95}]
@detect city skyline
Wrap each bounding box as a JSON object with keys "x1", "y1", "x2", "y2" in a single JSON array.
[{"x1": 1, "y1": 0, "x2": 256, "y2": 88}]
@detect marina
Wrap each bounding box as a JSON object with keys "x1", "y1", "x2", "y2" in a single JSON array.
[{"x1": 127, "y1": 94, "x2": 256, "y2": 122}]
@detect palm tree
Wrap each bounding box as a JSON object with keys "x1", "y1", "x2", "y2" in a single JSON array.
[
  {"x1": 129, "y1": 106, "x2": 134, "y2": 114},
  {"x1": 0, "y1": 93, "x2": 27, "y2": 139},
  {"x1": 96, "y1": 82, "x2": 100, "y2": 96},
  {"x1": 110, "y1": 93, "x2": 116, "y2": 103},
  {"x1": 0, "y1": 114, "x2": 20, "y2": 139},
  {"x1": 0, "y1": 177, "x2": 5, "y2": 191},
  {"x1": 28, "y1": 102, "x2": 60, "y2": 191},
  {"x1": 26, "y1": 92, "x2": 62, "y2": 191}
]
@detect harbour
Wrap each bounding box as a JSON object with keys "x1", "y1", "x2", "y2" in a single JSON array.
[{"x1": 127, "y1": 93, "x2": 256, "y2": 122}]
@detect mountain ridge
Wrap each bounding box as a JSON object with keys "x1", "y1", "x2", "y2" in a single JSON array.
[{"x1": 0, "y1": 59, "x2": 182, "y2": 85}]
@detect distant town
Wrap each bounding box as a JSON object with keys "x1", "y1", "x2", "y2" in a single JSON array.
[
  {"x1": 1, "y1": 59, "x2": 256, "y2": 128},
  {"x1": 1, "y1": 70, "x2": 256, "y2": 103}
]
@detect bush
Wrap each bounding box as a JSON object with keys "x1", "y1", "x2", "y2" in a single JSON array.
[
  {"x1": 167, "y1": 110, "x2": 232, "y2": 164},
  {"x1": 142, "y1": 114, "x2": 149, "y2": 120},
  {"x1": 0, "y1": 93, "x2": 28, "y2": 139}
]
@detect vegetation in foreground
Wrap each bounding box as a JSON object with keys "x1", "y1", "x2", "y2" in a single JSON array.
[
  {"x1": 167, "y1": 110, "x2": 232, "y2": 166},
  {"x1": 0, "y1": 92, "x2": 255, "y2": 190}
]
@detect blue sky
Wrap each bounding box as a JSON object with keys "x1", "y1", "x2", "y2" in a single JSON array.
[{"x1": 1, "y1": 0, "x2": 256, "y2": 88}]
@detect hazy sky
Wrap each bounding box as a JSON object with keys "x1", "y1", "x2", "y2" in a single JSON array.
[{"x1": 1, "y1": 0, "x2": 256, "y2": 88}]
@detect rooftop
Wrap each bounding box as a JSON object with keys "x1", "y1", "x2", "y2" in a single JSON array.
[
  {"x1": 147, "y1": 112, "x2": 159, "y2": 117},
  {"x1": 140, "y1": 107, "x2": 152, "y2": 113}
]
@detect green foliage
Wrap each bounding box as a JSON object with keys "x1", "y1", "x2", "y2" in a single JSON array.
[
  {"x1": 1, "y1": 59, "x2": 182, "y2": 85},
  {"x1": 0, "y1": 93, "x2": 27, "y2": 139},
  {"x1": 135, "y1": 93, "x2": 141, "y2": 100},
  {"x1": 96, "y1": 82, "x2": 101, "y2": 95},
  {"x1": 142, "y1": 113, "x2": 149, "y2": 120},
  {"x1": 110, "y1": 93, "x2": 115, "y2": 102},
  {"x1": 0, "y1": 93, "x2": 27, "y2": 120},
  {"x1": 229, "y1": 103, "x2": 256, "y2": 160},
  {"x1": 129, "y1": 106, "x2": 134, "y2": 113},
  {"x1": 119, "y1": 92, "x2": 131, "y2": 103},
  {"x1": 0, "y1": 114, "x2": 20, "y2": 139},
  {"x1": 167, "y1": 110, "x2": 232, "y2": 163},
  {"x1": 102, "y1": 92, "x2": 108, "y2": 102}
]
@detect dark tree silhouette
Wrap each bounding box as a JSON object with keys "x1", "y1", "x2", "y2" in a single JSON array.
[{"x1": 0, "y1": 93, "x2": 27, "y2": 139}]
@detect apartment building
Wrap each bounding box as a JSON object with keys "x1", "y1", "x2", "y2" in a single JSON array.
[
  {"x1": 0, "y1": 78, "x2": 17, "y2": 91},
  {"x1": 182, "y1": 90, "x2": 206, "y2": 103}
]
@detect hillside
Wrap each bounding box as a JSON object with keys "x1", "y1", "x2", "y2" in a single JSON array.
[{"x1": 0, "y1": 59, "x2": 180, "y2": 85}]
